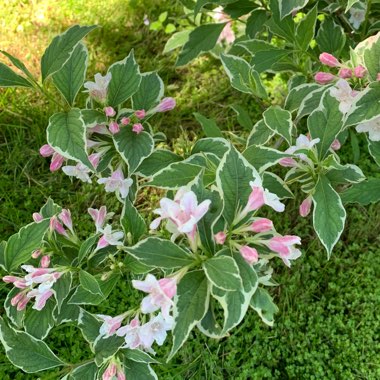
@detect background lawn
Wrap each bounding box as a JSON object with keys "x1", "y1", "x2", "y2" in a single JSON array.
[{"x1": 0, "y1": 1, "x2": 379, "y2": 379}]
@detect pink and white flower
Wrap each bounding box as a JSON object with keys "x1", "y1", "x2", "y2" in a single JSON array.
[
  {"x1": 97, "y1": 314, "x2": 126, "y2": 337},
  {"x1": 150, "y1": 188, "x2": 211, "y2": 240},
  {"x1": 132, "y1": 274, "x2": 176, "y2": 319},
  {"x1": 356, "y1": 116, "x2": 380, "y2": 141},
  {"x1": 239, "y1": 246, "x2": 259, "y2": 265},
  {"x1": 267, "y1": 235, "x2": 302, "y2": 267},
  {"x1": 59, "y1": 209, "x2": 73, "y2": 232},
  {"x1": 299, "y1": 196, "x2": 312, "y2": 217},
  {"x1": 139, "y1": 313, "x2": 174, "y2": 348},
  {"x1": 97, "y1": 169, "x2": 133, "y2": 199},
  {"x1": 50, "y1": 216, "x2": 68, "y2": 237},
  {"x1": 62, "y1": 163, "x2": 91, "y2": 183},
  {"x1": 102, "y1": 362, "x2": 117, "y2": 380},
  {"x1": 251, "y1": 218, "x2": 274, "y2": 233},
  {"x1": 155, "y1": 97, "x2": 176, "y2": 112},
  {"x1": 96, "y1": 224, "x2": 124, "y2": 250},
  {"x1": 88, "y1": 206, "x2": 114, "y2": 232},
  {"x1": 84, "y1": 73, "x2": 112, "y2": 103},
  {"x1": 117, "y1": 318, "x2": 142, "y2": 349},
  {"x1": 330, "y1": 79, "x2": 357, "y2": 113},
  {"x1": 214, "y1": 231, "x2": 226, "y2": 245}
]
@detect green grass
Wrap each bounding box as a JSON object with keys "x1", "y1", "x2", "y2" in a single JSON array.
[{"x1": 0, "y1": 0, "x2": 380, "y2": 379}]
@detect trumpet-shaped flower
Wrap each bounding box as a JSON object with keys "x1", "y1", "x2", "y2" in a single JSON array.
[
  {"x1": 150, "y1": 188, "x2": 211, "y2": 240},
  {"x1": 97, "y1": 169, "x2": 133, "y2": 199},
  {"x1": 84, "y1": 73, "x2": 112, "y2": 103},
  {"x1": 62, "y1": 163, "x2": 91, "y2": 183},
  {"x1": 88, "y1": 206, "x2": 114, "y2": 232},
  {"x1": 139, "y1": 313, "x2": 174, "y2": 348},
  {"x1": 330, "y1": 79, "x2": 357, "y2": 113},
  {"x1": 349, "y1": 5, "x2": 366, "y2": 30},
  {"x1": 356, "y1": 116, "x2": 380, "y2": 141},
  {"x1": 117, "y1": 318, "x2": 142, "y2": 349},
  {"x1": 97, "y1": 314, "x2": 126, "y2": 337},
  {"x1": 97, "y1": 224, "x2": 124, "y2": 250},
  {"x1": 267, "y1": 235, "x2": 302, "y2": 267},
  {"x1": 132, "y1": 274, "x2": 176, "y2": 319}
]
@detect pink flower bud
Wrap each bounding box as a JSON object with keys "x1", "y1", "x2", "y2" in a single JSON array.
[
  {"x1": 299, "y1": 197, "x2": 312, "y2": 217},
  {"x1": 31, "y1": 249, "x2": 42, "y2": 259},
  {"x1": 3, "y1": 275, "x2": 19, "y2": 283},
  {"x1": 59, "y1": 209, "x2": 73, "y2": 232},
  {"x1": 50, "y1": 216, "x2": 68, "y2": 237},
  {"x1": 103, "y1": 363, "x2": 117, "y2": 380},
  {"x1": 214, "y1": 231, "x2": 226, "y2": 245},
  {"x1": 121, "y1": 117, "x2": 130, "y2": 125},
  {"x1": 14, "y1": 280, "x2": 28, "y2": 289},
  {"x1": 40, "y1": 255, "x2": 50, "y2": 268},
  {"x1": 279, "y1": 157, "x2": 297, "y2": 167},
  {"x1": 16, "y1": 296, "x2": 30, "y2": 311},
  {"x1": 159, "y1": 278, "x2": 177, "y2": 299},
  {"x1": 11, "y1": 292, "x2": 26, "y2": 307},
  {"x1": 104, "y1": 106, "x2": 116, "y2": 117},
  {"x1": 117, "y1": 369, "x2": 126, "y2": 380},
  {"x1": 109, "y1": 121, "x2": 120, "y2": 134},
  {"x1": 50, "y1": 153, "x2": 65, "y2": 172},
  {"x1": 132, "y1": 123, "x2": 144, "y2": 134},
  {"x1": 245, "y1": 186, "x2": 265, "y2": 211},
  {"x1": 251, "y1": 218, "x2": 273, "y2": 233},
  {"x1": 89, "y1": 153, "x2": 101, "y2": 169},
  {"x1": 319, "y1": 53, "x2": 340, "y2": 67},
  {"x1": 239, "y1": 246, "x2": 259, "y2": 265},
  {"x1": 338, "y1": 68, "x2": 352, "y2": 79},
  {"x1": 314, "y1": 72, "x2": 335, "y2": 84},
  {"x1": 330, "y1": 139, "x2": 341, "y2": 151},
  {"x1": 377, "y1": 73, "x2": 380, "y2": 81},
  {"x1": 354, "y1": 65, "x2": 367, "y2": 78},
  {"x1": 39, "y1": 144, "x2": 55, "y2": 157},
  {"x1": 156, "y1": 97, "x2": 176, "y2": 112},
  {"x1": 135, "y1": 109, "x2": 146, "y2": 119},
  {"x1": 32, "y1": 212, "x2": 43, "y2": 223}
]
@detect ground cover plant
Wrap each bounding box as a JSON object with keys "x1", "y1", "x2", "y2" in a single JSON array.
[{"x1": 0, "y1": 0, "x2": 379, "y2": 379}]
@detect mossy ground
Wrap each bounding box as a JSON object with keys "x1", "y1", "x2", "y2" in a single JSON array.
[{"x1": 0, "y1": 1, "x2": 379, "y2": 379}]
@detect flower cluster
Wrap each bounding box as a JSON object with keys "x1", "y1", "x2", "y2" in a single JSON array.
[{"x1": 97, "y1": 274, "x2": 176, "y2": 354}]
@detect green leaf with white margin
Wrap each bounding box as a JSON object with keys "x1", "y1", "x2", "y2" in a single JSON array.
[
  {"x1": 210, "y1": 249, "x2": 258, "y2": 334},
  {"x1": 126, "y1": 238, "x2": 194, "y2": 269},
  {"x1": 250, "y1": 287, "x2": 278, "y2": 326},
  {"x1": 316, "y1": 18, "x2": 346, "y2": 56},
  {"x1": 0, "y1": 63, "x2": 33, "y2": 87},
  {"x1": 78, "y1": 308, "x2": 102, "y2": 350},
  {"x1": 113, "y1": 127, "x2": 154, "y2": 174},
  {"x1": 168, "y1": 270, "x2": 210, "y2": 360},
  {"x1": 107, "y1": 50, "x2": 141, "y2": 107},
  {"x1": 251, "y1": 49, "x2": 292, "y2": 73},
  {"x1": 0, "y1": 240, "x2": 5, "y2": 271},
  {"x1": 230, "y1": 104, "x2": 252, "y2": 131},
  {"x1": 52, "y1": 272, "x2": 72, "y2": 313},
  {"x1": 81, "y1": 109, "x2": 107, "y2": 127},
  {"x1": 123, "y1": 359, "x2": 158, "y2": 380},
  {"x1": 176, "y1": 23, "x2": 227, "y2": 66},
  {"x1": 147, "y1": 162, "x2": 202, "y2": 189},
  {"x1": 203, "y1": 256, "x2": 242, "y2": 291},
  {"x1": 78, "y1": 235, "x2": 98, "y2": 264},
  {"x1": 263, "y1": 106, "x2": 293, "y2": 145},
  {"x1": 247, "y1": 119, "x2": 275, "y2": 147},
  {"x1": 279, "y1": 0, "x2": 309, "y2": 19},
  {"x1": 368, "y1": 139, "x2": 380, "y2": 166},
  {"x1": 243, "y1": 144, "x2": 290, "y2": 172},
  {"x1": 194, "y1": 112, "x2": 223, "y2": 138},
  {"x1": 4, "y1": 288, "x2": 26, "y2": 329},
  {"x1": 39, "y1": 197, "x2": 62, "y2": 218},
  {"x1": 24, "y1": 300, "x2": 56, "y2": 340},
  {"x1": 220, "y1": 54, "x2": 252, "y2": 94},
  {"x1": 267, "y1": 0, "x2": 295, "y2": 42},
  {"x1": 312, "y1": 175, "x2": 346, "y2": 257},
  {"x1": 65, "y1": 361, "x2": 98, "y2": 380},
  {"x1": 124, "y1": 349, "x2": 159, "y2": 364},
  {"x1": 340, "y1": 178, "x2": 380, "y2": 205},
  {"x1": 192, "y1": 137, "x2": 230, "y2": 158},
  {"x1": 68, "y1": 274, "x2": 119, "y2": 305},
  {"x1": 246, "y1": 9, "x2": 268, "y2": 38},
  {"x1": 0, "y1": 50, "x2": 34, "y2": 82},
  {"x1": 79, "y1": 270, "x2": 104, "y2": 296},
  {"x1": 285, "y1": 83, "x2": 321, "y2": 113},
  {"x1": 296, "y1": 5, "x2": 317, "y2": 51},
  {"x1": 4, "y1": 219, "x2": 50, "y2": 272},
  {"x1": 47, "y1": 108, "x2": 93, "y2": 169},
  {"x1": 136, "y1": 149, "x2": 181, "y2": 177},
  {"x1": 197, "y1": 299, "x2": 224, "y2": 338},
  {"x1": 94, "y1": 334, "x2": 124, "y2": 366},
  {"x1": 296, "y1": 86, "x2": 330, "y2": 120},
  {"x1": 262, "y1": 172, "x2": 294, "y2": 199},
  {"x1": 55, "y1": 295, "x2": 80, "y2": 324},
  {"x1": 41, "y1": 25, "x2": 97, "y2": 82},
  {"x1": 0, "y1": 317, "x2": 64, "y2": 373},
  {"x1": 363, "y1": 33, "x2": 380, "y2": 81},
  {"x1": 345, "y1": 83, "x2": 380, "y2": 127},
  {"x1": 308, "y1": 92, "x2": 344, "y2": 160},
  {"x1": 216, "y1": 145, "x2": 260, "y2": 225},
  {"x1": 121, "y1": 198, "x2": 146, "y2": 244},
  {"x1": 52, "y1": 42, "x2": 88, "y2": 106},
  {"x1": 326, "y1": 163, "x2": 365, "y2": 185},
  {"x1": 345, "y1": 0, "x2": 360, "y2": 12},
  {"x1": 163, "y1": 30, "x2": 191, "y2": 54},
  {"x1": 132, "y1": 72, "x2": 164, "y2": 111}
]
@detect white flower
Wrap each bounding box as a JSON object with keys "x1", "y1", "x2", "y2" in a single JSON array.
[
  {"x1": 97, "y1": 169, "x2": 133, "y2": 199},
  {"x1": 84, "y1": 73, "x2": 112, "y2": 103},
  {"x1": 96, "y1": 224, "x2": 124, "y2": 250},
  {"x1": 330, "y1": 79, "x2": 357, "y2": 114},
  {"x1": 62, "y1": 163, "x2": 91, "y2": 183},
  {"x1": 139, "y1": 313, "x2": 174, "y2": 348},
  {"x1": 349, "y1": 4, "x2": 366, "y2": 30},
  {"x1": 356, "y1": 116, "x2": 380, "y2": 141}
]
